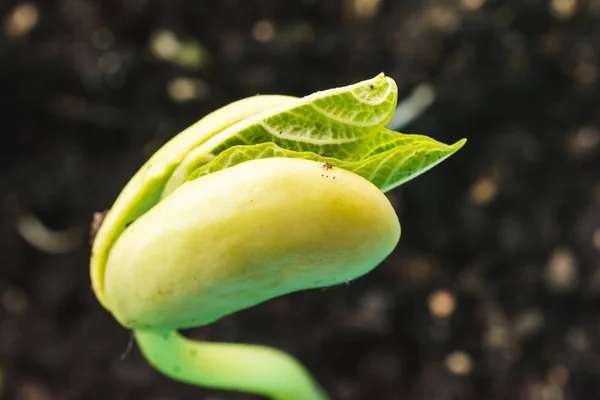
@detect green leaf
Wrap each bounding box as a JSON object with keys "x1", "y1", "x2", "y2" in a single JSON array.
[
  {"x1": 161, "y1": 73, "x2": 466, "y2": 195},
  {"x1": 188, "y1": 135, "x2": 466, "y2": 193}
]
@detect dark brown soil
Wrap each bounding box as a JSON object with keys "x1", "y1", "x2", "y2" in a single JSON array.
[{"x1": 1, "y1": 1, "x2": 600, "y2": 399}]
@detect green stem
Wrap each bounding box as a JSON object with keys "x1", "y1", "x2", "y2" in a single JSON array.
[{"x1": 134, "y1": 328, "x2": 328, "y2": 400}]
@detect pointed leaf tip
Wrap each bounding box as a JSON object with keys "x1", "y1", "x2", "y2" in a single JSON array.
[{"x1": 452, "y1": 138, "x2": 467, "y2": 150}]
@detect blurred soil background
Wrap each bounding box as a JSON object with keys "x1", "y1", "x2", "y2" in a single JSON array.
[{"x1": 1, "y1": 0, "x2": 600, "y2": 399}]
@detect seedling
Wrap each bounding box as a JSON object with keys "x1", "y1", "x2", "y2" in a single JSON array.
[{"x1": 90, "y1": 74, "x2": 465, "y2": 400}]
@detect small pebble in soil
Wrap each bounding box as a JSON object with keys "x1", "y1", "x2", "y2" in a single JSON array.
[
  {"x1": 428, "y1": 290, "x2": 456, "y2": 319},
  {"x1": 593, "y1": 228, "x2": 600, "y2": 251},
  {"x1": 461, "y1": 0, "x2": 485, "y2": 11},
  {"x1": 545, "y1": 247, "x2": 579, "y2": 293},
  {"x1": 252, "y1": 20, "x2": 276, "y2": 43},
  {"x1": 445, "y1": 351, "x2": 473, "y2": 376},
  {"x1": 551, "y1": 0, "x2": 578, "y2": 19},
  {"x1": 4, "y1": 2, "x2": 38, "y2": 38},
  {"x1": 167, "y1": 78, "x2": 209, "y2": 103},
  {"x1": 470, "y1": 176, "x2": 499, "y2": 205}
]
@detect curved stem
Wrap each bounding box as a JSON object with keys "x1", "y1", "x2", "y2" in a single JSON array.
[{"x1": 134, "y1": 328, "x2": 328, "y2": 400}]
